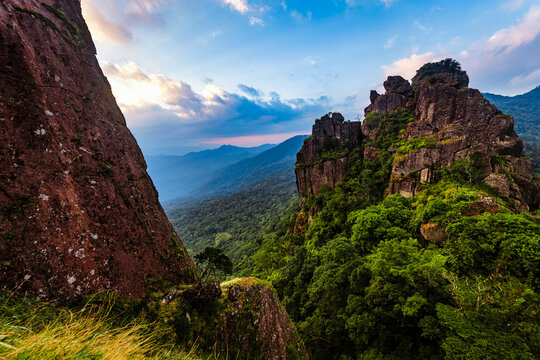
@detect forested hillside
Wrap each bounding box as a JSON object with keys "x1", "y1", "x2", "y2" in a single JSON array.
[
  {"x1": 241, "y1": 63, "x2": 540, "y2": 359},
  {"x1": 167, "y1": 136, "x2": 308, "y2": 267},
  {"x1": 484, "y1": 86, "x2": 540, "y2": 175},
  {"x1": 169, "y1": 172, "x2": 299, "y2": 268}
]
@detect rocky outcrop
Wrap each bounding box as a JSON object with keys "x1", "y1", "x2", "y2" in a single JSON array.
[
  {"x1": 295, "y1": 113, "x2": 362, "y2": 196},
  {"x1": 0, "y1": 0, "x2": 197, "y2": 299},
  {"x1": 296, "y1": 62, "x2": 539, "y2": 210},
  {"x1": 376, "y1": 72, "x2": 540, "y2": 210},
  {"x1": 363, "y1": 75, "x2": 415, "y2": 119},
  {"x1": 214, "y1": 278, "x2": 308, "y2": 360}
]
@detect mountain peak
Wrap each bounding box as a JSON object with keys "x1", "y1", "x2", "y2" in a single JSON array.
[{"x1": 295, "y1": 61, "x2": 539, "y2": 210}]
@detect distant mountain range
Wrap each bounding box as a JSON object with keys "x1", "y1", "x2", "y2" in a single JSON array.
[
  {"x1": 146, "y1": 143, "x2": 274, "y2": 202},
  {"x1": 162, "y1": 135, "x2": 308, "y2": 208},
  {"x1": 484, "y1": 86, "x2": 540, "y2": 174},
  {"x1": 483, "y1": 86, "x2": 540, "y2": 142},
  {"x1": 163, "y1": 135, "x2": 308, "y2": 261}
]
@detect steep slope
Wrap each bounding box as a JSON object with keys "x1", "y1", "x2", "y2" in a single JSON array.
[
  {"x1": 146, "y1": 144, "x2": 273, "y2": 202},
  {"x1": 0, "y1": 0, "x2": 196, "y2": 299},
  {"x1": 295, "y1": 113, "x2": 362, "y2": 197}
]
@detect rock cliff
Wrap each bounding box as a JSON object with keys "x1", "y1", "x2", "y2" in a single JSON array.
[
  {"x1": 295, "y1": 113, "x2": 362, "y2": 196},
  {"x1": 0, "y1": 0, "x2": 197, "y2": 299},
  {"x1": 381, "y1": 73, "x2": 539, "y2": 210},
  {"x1": 296, "y1": 61, "x2": 539, "y2": 210}
]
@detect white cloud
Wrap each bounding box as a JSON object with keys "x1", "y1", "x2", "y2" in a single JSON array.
[
  {"x1": 345, "y1": 0, "x2": 397, "y2": 7},
  {"x1": 290, "y1": 10, "x2": 312, "y2": 23},
  {"x1": 81, "y1": 1, "x2": 132, "y2": 44},
  {"x1": 304, "y1": 56, "x2": 317, "y2": 65},
  {"x1": 414, "y1": 20, "x2": 432, "y2": 32},
  {"x1": 382, "y1": 52, "x2": 441, "y2": 80},
  {"x1": 380, "y1": 0, "x2": 396, "y2": 7},
  {"x1": 221, "y1": 0, "x2": 249, "y2": 14},
  {"x1": 384, "y1": 35, "x2": 397, "y2": 49},
  {"x1": 510, "y1": 67, "x2": 540, "y2": 86},
  {"x1": 249, "y1": 17, "x2": 265, "y2": 26},
  {"x1": 126, "y1": 0, "x2": 169, "y2": 17},
  {"x1": 483, "y1": 5, "x2": 540, "y2": 54},
  {"x1": 501, "y1": 0, "x2": 526, "y2": 11},
  {"x1": 103, "y1": 62, "x2": 205, "y2": 122}
]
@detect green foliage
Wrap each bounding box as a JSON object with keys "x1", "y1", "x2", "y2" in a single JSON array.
[
  {"x1": 395, "y1": 136, "x2": 437, "y2": 160},
  {"x1": 411, "y1": 58, "x2": 467, "y2": 87},
  {"x1": 41, "y1": 2, "x2": 81, "y2": 37},
  {"x1": 169, "y1": 172, "x2": 300, "y2": 274},
  {"x1": 194, "y1": 247, "x2": 233, "y2": 282},
  {"x1": 239, "y1": 109, "x2": 540, "y2": 360}
]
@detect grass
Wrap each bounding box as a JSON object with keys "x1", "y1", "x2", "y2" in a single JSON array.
[
  {"x1": 0, "y1": 292, "x2": 217, "y2": 360},
  {"x1": 395, "y1": 136, "x2": 437, "y2": 161}
]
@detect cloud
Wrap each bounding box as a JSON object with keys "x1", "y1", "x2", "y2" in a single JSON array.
[
  {"x1": 382, "y1": 52, "x2": 441, "y2": 79},
  {"x1": 510, "y1": 67, "x2": 540, "y2": 87},
  {"x1": 103, "y1": 62, "x2": 328, "y2": 152},
  {"x1": 249, "y1": 16, "x2": 265, "y2": 26},
  {"x1": 81, "y1": 1, "x2": 133, "y2": 44},
  {"x1": 238, "y1": 84, "x2": 263, "y2": 97},
  {"x1": 380, "y1": 0, "x2": 396, "y2": 7},
  {"x1": 501, "y1": 0, "x2": 526, "y2": 11},
  {"x1": 384, "y1": 35, "x2": 397, "y2": 49},
  {"x1": 455, "y1": 5, "x2": 540, "y2": 94},
  {"x1": 345, "y1": 0, "x2": 397, "y2": 7},
  {"x1": 82, "y1": 0, "x2": 169, "y2": 44},
  {"x1": 304, "y1": 56, "x2": 317, "y2": 65},
  {"x1": 127, "y1": 0, "x2": 168, "y2": 17},
  {"x1": 221, "y1": 0, "x2": 250, "y2": 14},
  {"x1": 414, "y1": 20, "x2": 432, "y2": 32},
  {"x1": 290, "y1": 10, "x2": 312, "y2": 23},
  {"x1": 481, "y1": 5, "x2": 540, "y2": 54}
]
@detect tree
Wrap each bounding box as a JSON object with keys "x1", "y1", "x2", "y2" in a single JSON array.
[
  {"x1": 194, "y1": 247, "x2": 233, "y2": 283},
  {"x1": 411, "y1": 58, "x2": 468, "y2": 87}
]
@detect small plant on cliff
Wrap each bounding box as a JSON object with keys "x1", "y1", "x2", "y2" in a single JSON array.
[{"x1": 194, "y1": 247, "x2": 233, "y2": 283}]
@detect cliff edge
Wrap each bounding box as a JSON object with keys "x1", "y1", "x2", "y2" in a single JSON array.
[{"x1": 0, "y1": 0, "x2": 197, "y2": 299}]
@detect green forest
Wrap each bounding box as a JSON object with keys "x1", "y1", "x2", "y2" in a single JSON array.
[{"x1": 236, "y1": 109, "x2": 539, "y2": 359}]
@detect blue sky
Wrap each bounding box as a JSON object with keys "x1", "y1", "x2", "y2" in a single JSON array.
[{"x1": 82, "y1": 0, "x2": 540, "y2": 155}]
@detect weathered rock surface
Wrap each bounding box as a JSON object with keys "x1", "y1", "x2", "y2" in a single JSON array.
[
  {"x1": 215, "y1": 278, "x2": 308, "y2": 360},
  {"x1": 381, "y1": 73, "x2": 540, "y2": 210},
  {"x1": 295, "y1": 113, "x2": 362, "y2": 196},
  {"x1": 0, "y1": 0, "x2": 197, "y2": 299},
  {"x1": 295, "y1": 63, "x2": 539, "y2": 210}
]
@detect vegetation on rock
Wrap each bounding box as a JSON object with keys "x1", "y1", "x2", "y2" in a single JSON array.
[{"x1": 243, "y1": 106, "x2": 540, "y2": 359}]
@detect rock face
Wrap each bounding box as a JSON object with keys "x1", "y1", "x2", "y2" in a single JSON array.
[
  {"x1": 295, "y1": 113, "x2": 362, "y2": 196},
  {"x1": 376, "y1": 73, "x2": 540, "y2": 210},
  {"x1": 215, "y1": 278, "x2": 308, "y2": 360},
  {"x1": 295, "y1": 64, "x2": 539, "y2": 211},
  {"x1": 0, "y1": 0, "x2": 197, "y2": 299}
]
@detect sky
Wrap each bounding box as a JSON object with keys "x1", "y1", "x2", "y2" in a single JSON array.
[{"x1": 81, "y1": 0, "x2": 540, "y2": 155}]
